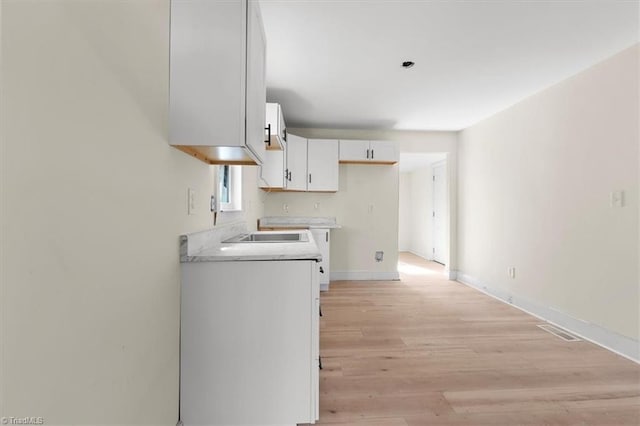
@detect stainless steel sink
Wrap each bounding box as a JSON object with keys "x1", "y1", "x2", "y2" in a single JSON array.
[{"x1": 223, "y1": 232, "x2": 309, "y2": 243}]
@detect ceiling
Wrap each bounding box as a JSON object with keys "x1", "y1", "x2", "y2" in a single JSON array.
[{"x1": 260, "y1": 0, "x2": 639, "y2": 131}]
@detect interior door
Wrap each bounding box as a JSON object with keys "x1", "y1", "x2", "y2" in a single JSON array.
[{"x1": 432, "y1": 162, "x2": 447, "y2": 264}]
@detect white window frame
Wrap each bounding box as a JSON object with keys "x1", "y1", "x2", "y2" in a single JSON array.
[{"x1": 218, "y1": 165, "x2": 243, "y2": 212}]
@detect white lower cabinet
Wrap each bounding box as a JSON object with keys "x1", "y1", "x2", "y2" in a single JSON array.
[
  {"x1": 180, "y1": 260, "x2": 320, "y2": 425},
  {"x1": 311, "y1": 228, "x2": 331, "y2": 291}
]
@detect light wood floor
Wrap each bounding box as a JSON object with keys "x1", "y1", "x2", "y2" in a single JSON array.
[{"x1": 309, "y1": 252, "x2": 640, "y2": 425}]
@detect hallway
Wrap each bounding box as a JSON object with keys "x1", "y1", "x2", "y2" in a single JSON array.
[{"x1": 312, "y1": 252, "x2": 640, "y2": 425}]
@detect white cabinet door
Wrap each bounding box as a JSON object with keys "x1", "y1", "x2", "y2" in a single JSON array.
[
  {"x1": 369, "y1": 140, "x2": 398, "y2": 164},
  {"x1": 181, "y1": 260, "x2": 314, "y2": 424},
  {"x1": 286, "y1": 134, "x2": 308, "y2": 191},
  {"x1": 311, "y1": 264, "x2": 320, "y2": 421},
  {"x1": 169, "y1": 0, "x2": 246, "y2": 148},
  {"x1": 308, "y1": 139, "x2": 339, "y2": 192},
  {"x1": 245, "y1": 0, "x2": 266, "y2": 164},
  {"x1": 311, "y1": 229, "x2": 331, "y2": 287},
  {"x1": 339, "y1": 139, "x2": 369, "y2": 162},
  {"x1": 265, "y1": 102, "x2": 286, "y2": 150}
]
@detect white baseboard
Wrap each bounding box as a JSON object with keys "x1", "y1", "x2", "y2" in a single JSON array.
[
  {"x1": 446, "y1": 269, "x2": 457, "y2": 280},
  {"x1": 320, "y1": 283, "x2": 330, "y2": 292},
  {"x1": 455, "y1": 271, "x2": 640, "y2": 364},
  {"x1": 406, "y1": 250, "x2": 433, "y2": 261},
  {"x1": 330, "y1": 271, "x2": 400, "y2": 281}
]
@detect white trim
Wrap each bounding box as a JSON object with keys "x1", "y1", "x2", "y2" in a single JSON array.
[
  {"x1": 456, "y1": 271, "x2": 640, "y2": 364},
  {"x1": 330, "y1": 271, "x2": 400, "y2": 281},
  {"x1": 320, "y1": 283, "x2": 330, "y2": 292},
  {"x1": 446, "y1": 269, "x2": 457, "y2": 280},
  {"x1": 406, "y1": 249, "x2": 433, "y2": 261}
]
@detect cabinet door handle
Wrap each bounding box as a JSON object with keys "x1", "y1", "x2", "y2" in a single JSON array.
[
  {"x1": 319, "y1": 304, "x2": 323, "y2": 317},
  {"x1": 326, "y1": 231, "x2": 328, "y2": 242},
  {"x1": 283, "y1": 128, "x2": 287, "y2": 142},
  {"x1": 288, "y1": 171, "x2": 292, "y2": 181},
  {"x1": 366, "y1": 148, "x2": 370, "y2": 159},
  {"x1": 265, "y1": 124, "x2": 271, "y2": 146},
  {"x1": 371, "y1": 149, "x2": 374, "y2": 159},
  {"x1": 284, "y1": 168, "x2": 288, "y2": 180},
  {"x1": 309, "y1": 174, "x2": 312, "y2": 184},
  {"x1": 319, "y1": 356, "x2": 322, "y2": 370}
]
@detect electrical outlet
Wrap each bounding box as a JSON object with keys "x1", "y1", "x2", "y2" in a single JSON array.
[
  {"x1": 507, "y1": 295, "x2": 513, "y2": 304},
  {"x1": 375, "y1": 251, "x2": 384, "y2": 262},
  {"x1": 314, "y1": 202, "x2": 320, "y2": 210},
  {"x1": 610, "y1": 191, "x2": 624, "y2": 208},
  {"x1": 508, "y1": 267, "x2": 516, "y2": 279},
  {"x1": 282, "y1": 203, "x2": 288, "y2": 212}
]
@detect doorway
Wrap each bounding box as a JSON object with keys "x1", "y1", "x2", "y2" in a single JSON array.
[
  {"x1": 432, "y1": 161, "x2": 447, "y2": 264},
  {"x1": 398, "y1": 153, "x2": 449, "y2": 271}
]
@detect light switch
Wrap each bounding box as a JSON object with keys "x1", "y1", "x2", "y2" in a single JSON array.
[
  {"x1": 188, "y1": 188, "x2": 196, "y2": 215},
  {"x1": 610, "y1": 191, "x2": 624, "y2": 208}
]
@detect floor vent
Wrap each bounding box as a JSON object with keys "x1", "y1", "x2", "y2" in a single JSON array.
[{"x1": 537, "y1": 324, "x2": 581, "y2": 342}]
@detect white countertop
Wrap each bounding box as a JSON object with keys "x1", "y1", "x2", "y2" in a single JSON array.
[
  {"x1": 180, "y1": 226, "x2": 322, "y2": 262},
  {"x1": 259, "y1": 216, "x2": 341, "y2": 229}
]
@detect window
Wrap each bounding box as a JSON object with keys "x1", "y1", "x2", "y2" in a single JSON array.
[{"x1": 218, "y1": 165, "x2": 242, "y2": 212}]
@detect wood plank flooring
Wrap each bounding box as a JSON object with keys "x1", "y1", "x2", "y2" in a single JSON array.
[{"x1": 308, "y1": 252, "x2": 640, "y2": 425}]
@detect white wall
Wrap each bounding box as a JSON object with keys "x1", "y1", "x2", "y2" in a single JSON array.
[
  {"x1": 0, "y1": 1, "x2": 262, "y2": 423},
  {"x1": 398, "y1": 173, "x2": 411, "y2": 251},
  {"x1": 458, "y1": 45, "x2": 639, "y2": 350},
  {"x1": 264, "y1": 164, "x2": 400, "y2": 279}
]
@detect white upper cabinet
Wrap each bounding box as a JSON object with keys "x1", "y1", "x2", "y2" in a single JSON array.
[
  {"x1": 307, "y1": 139, "x2": 339, "y2": 192},
  {"x1": 169, "y1": 0, "x2": 266, "y2": 165},
  {"x1": 245, "y1": 0, "x2": 267, "y2": 163},
  {"x1": 285, "y1": 134, "x2": 308, "y2": 191},
  {"x1": 339, "y1": 140, "x2": 398, "y2": 164},
  {"x1": 280, "y1": 135, "x2": 339, "y2": 192},
  {"x1": 265, "y1": 103, "x2": 287, "y2": 150},
  {"x1": 338, "y1": 139, "x2": 370, "y2": 162}
]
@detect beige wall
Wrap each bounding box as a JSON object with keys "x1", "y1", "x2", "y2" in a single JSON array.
[
  {"x1": 0, "y1": 1, "x2": 262, "y2": 423},
  {"x1": 273, "y1": 128, "x2": 457, "y2": 277},
  {"x1": 264, "y1": 128, "x2": 456, "y2": 278},
  {"x1": 458, "y1": 45, "x2": 639, "y2": 341},
  {"x1": 264, "y1": 164, "x2": 400, "y2": 278}
]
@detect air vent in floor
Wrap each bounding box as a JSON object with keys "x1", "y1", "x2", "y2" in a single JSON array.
[{"x1": 537, "y1": 324, "x2": 581, "y2": 342}]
